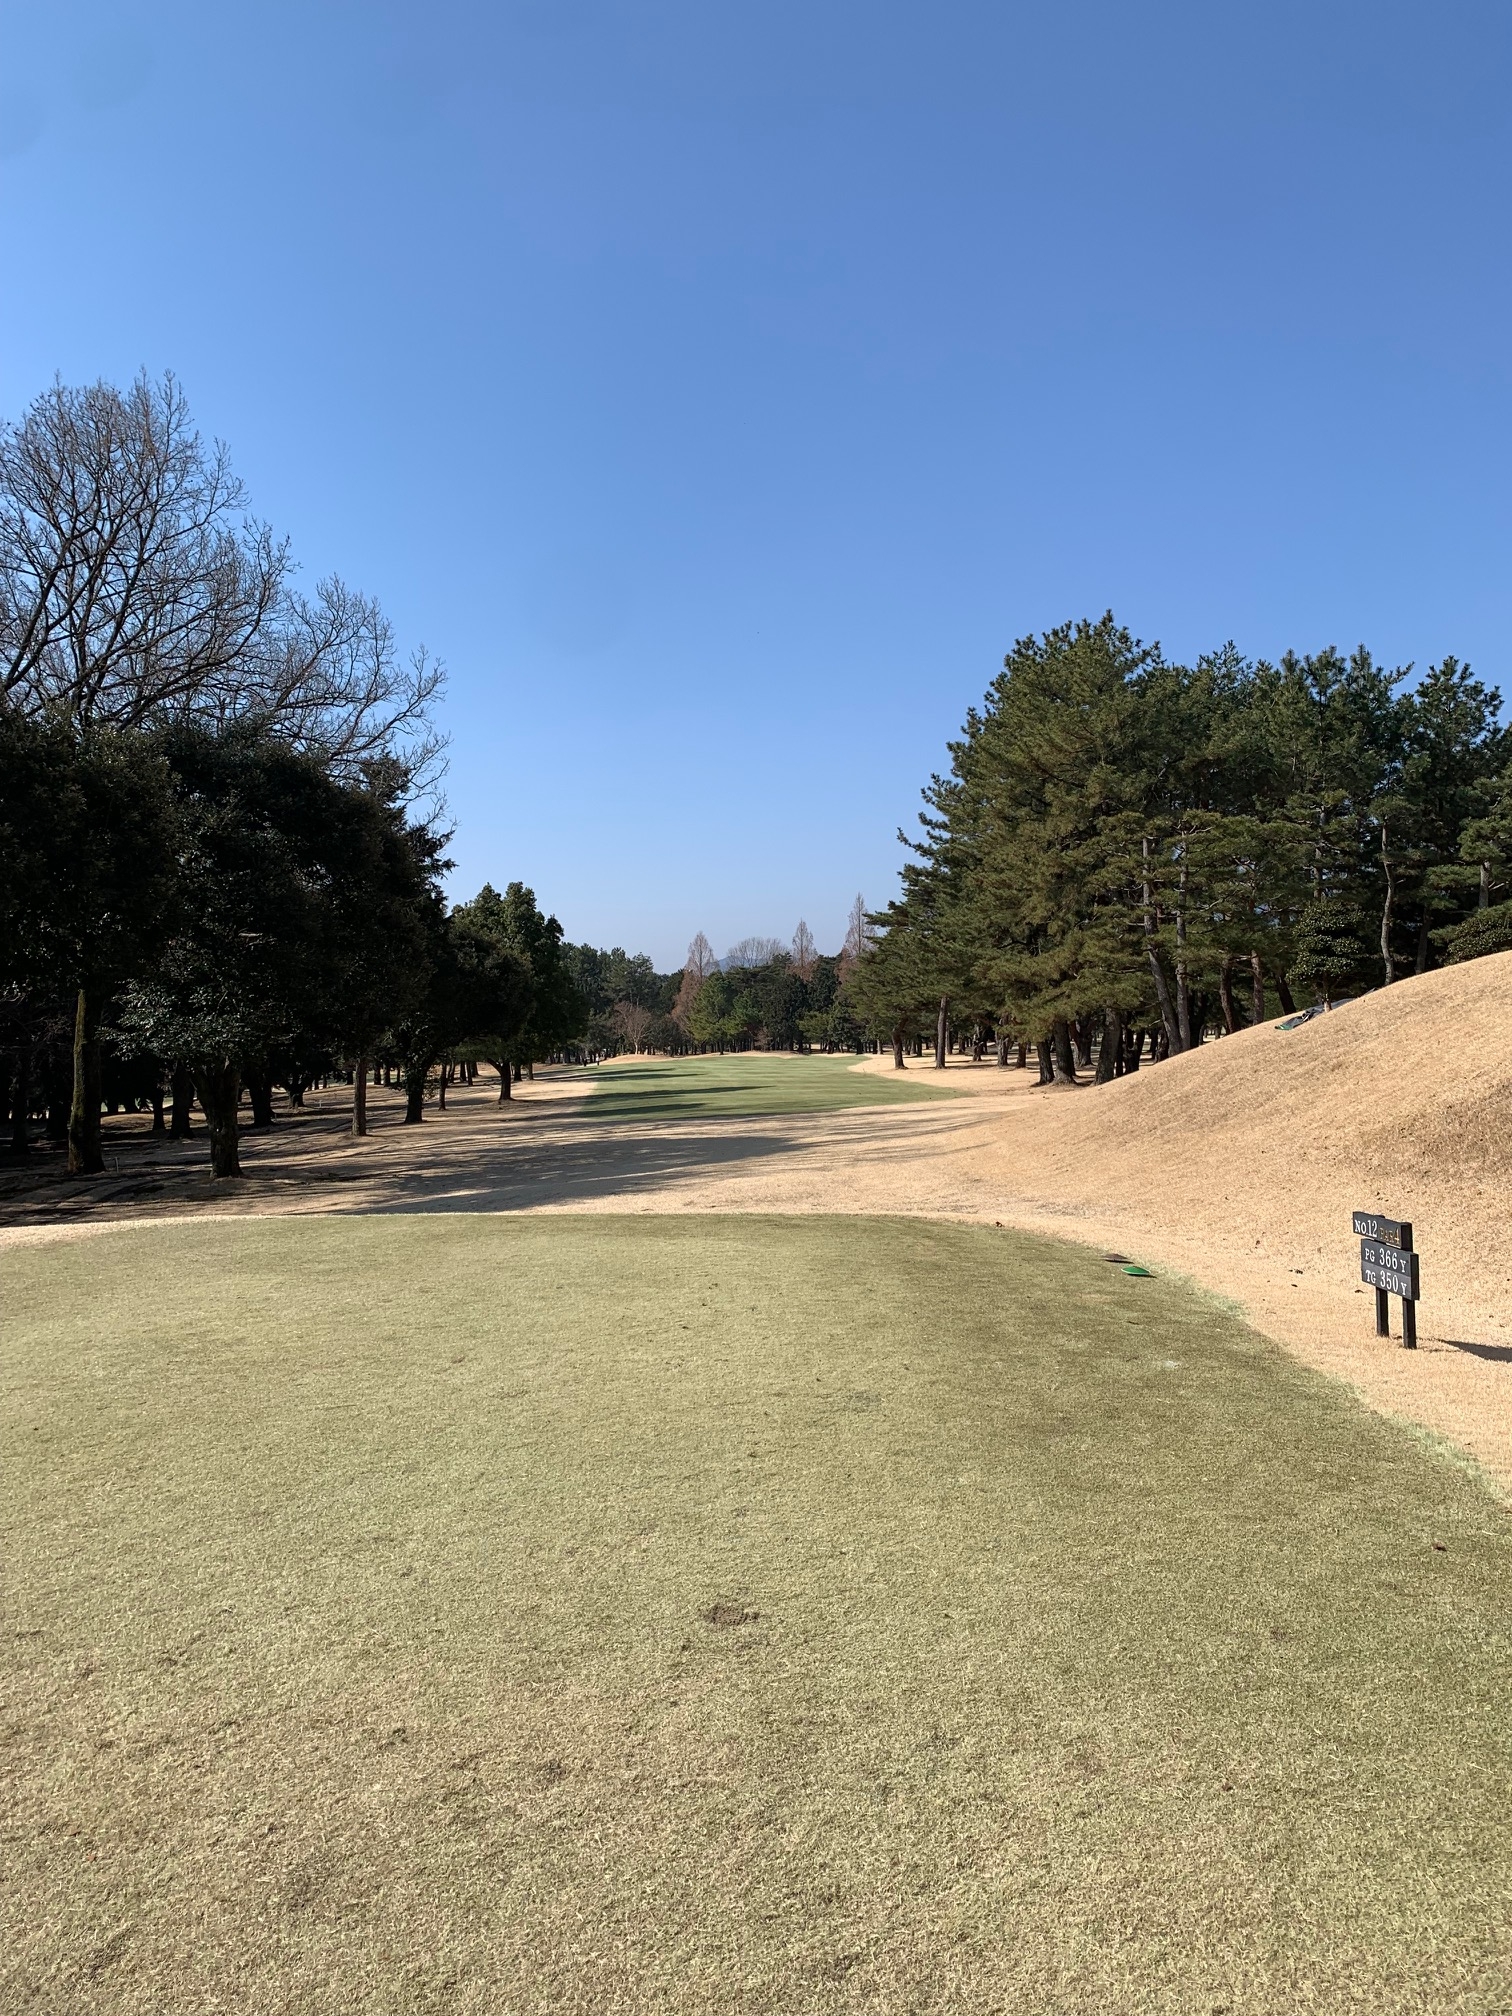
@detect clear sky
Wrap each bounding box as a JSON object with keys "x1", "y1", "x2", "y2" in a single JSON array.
[{"x1": 2, "y1": 1, "x2": 1509, "y2": 968}]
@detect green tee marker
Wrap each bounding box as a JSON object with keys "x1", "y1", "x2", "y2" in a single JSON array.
[{"x1": 1121, "y1": 1264, "x2": 1153, "y2": 1277}]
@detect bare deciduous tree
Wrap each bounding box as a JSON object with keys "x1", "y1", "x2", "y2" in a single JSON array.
[
  {"x1": 241, "y1": 574, "x2": 446, "y2": 789},
  {"x1": 791, "y1": 918, "x2": 817, "y2": 979},
  {"x1": 684, "y1": 930, "x2": 716, "y2": 984},
  {"x1": 672, "y1": 929, "x2": 717, "y2": 1031},
  {"x1": 840, "y1": 893, "x2": 874, "y2": 974},
  {"x1": 0, "y1": 372, "x2": 283, "y2": 732},
  {"x1": 612, "y1": 999, "x2": 652, "y2": 1052},
  {"x1": 0, "y1": 372, "x2": 446, "y2": 783},
  {"x1": 725, "y1": 935, "x2": 785, "y2": 970}
]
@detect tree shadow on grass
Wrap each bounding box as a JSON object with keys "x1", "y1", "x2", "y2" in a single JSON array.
[
  {"x1": 346, "y1": 1093, "x2": 967, "y2": 1215},
  {"x1": 0, "y1": 1091, "x2": 962, "y2": 1228},
  {"x1": 354, "y1": 1118, "x2": 808, "y2": 1214}
]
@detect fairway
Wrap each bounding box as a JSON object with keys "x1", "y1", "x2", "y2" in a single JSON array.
[
  {"x1": 586, "y1": 1051, "x2": 960, "y2": 1120},
  {"x1": 5, "y1": 1215, "x2": 1511, "y2": 2015}
]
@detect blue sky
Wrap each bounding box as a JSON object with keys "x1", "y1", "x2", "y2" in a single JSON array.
[{"x1": 2, "y1": 1, "x2": 1509, "y2": 968}]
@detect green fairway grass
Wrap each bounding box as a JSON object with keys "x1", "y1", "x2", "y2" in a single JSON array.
[
  {"x1": 5, "y1": 1214, "x2": 1511, "y2": 2014},
  {"x1": 585, "y1": 1050, "x2": 960, "y2": 1120}
]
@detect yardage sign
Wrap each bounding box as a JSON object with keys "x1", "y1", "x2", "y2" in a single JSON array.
[
  {"x1": 1360, "y1": 1242, "x2": 1420, "y2": 1297},
  {"x1": 1354, "y1": 1209, "x2": 1418, "y2": 1349}
]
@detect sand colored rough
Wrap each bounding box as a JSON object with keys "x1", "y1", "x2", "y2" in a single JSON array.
[{"x1": 2, "y1": 955, "x2": 1508, "y2": 1490}]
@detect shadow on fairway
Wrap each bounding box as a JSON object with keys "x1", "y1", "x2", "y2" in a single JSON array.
[
  {"x1": 0, "y1": 1057, "x2": 968, "y2": 1231},
  {"x1": 362, "y1": 1114, "x2": 811, "y2": 1213},
  {"x1": 354, "y1": 1083, "x2": 970, "y2": 1214}
]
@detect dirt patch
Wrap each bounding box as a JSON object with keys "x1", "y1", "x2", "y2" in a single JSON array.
[{"x1": 702, "y1": 1603, "x2": 760, "y2": 1627}]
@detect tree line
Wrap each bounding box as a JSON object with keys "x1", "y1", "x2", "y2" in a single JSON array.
[
  {"x1": 561, "y1": 944, "x2": 683, "y2": 1057},
  {"x1": 0, "y1": 372, "x2": 588, "y2": 1177},
  {"x1": 848, "y1": 613, "x2": 1512, "y2": 1079},
  {"x1": 669, "y1": 908, "x2": 876, "y2": 1053},
  {"x1": 561, "y1": 929, "x2": 861, "y2": 1059}
]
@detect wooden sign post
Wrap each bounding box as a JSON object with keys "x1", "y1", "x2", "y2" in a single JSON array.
[{"x1": 1351, "y1": 1211, "x2": 1418, "y2": 1350}]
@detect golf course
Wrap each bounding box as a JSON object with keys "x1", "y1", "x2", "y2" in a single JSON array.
[
  {"x1": 5, "y1": 1053, "x2": 1512, "y2": 2013},
  {"x1": 9, "y1": 32, "x2": 1512, "y2": 2005}
]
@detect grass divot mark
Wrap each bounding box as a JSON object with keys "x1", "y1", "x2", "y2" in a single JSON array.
[{"x1": 702, "y1": 1603, "x2": 760, "y2": 1628}]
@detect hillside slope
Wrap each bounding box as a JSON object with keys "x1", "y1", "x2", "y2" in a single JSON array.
[
  {"x1": 1033, "y1": 952, "x2": 1508, "y2": 1293},
  {"x1": 975, "y1": 952, "x2": 1512, "y2": 1487}
]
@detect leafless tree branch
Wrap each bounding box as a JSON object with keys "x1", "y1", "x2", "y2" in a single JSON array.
[{"x1": 0, "y1": 372, "x2": 446, "y2": 797}]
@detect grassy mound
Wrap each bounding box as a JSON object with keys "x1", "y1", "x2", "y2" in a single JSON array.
[
  {"x1": 998, "y1": 951, "x2": 1512, "y2": 1326},
  {"x1": 5, "y1": 1214, "x2": 1510, "y2": 2013}
]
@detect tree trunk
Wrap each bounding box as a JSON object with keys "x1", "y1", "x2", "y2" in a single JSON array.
[
  {"x1": 246, "y1": 1066, "x2": 274, "y2": 1128},
  {"x1": 1174, "y1": 866, "x2": 1192, "y2": 1050},
  {"x1": 1218, "y1": 958, "x2": 1237, "y2": 1035},
  {"x1": 353, "y1": 1056, "x2": 369, "y2": 1137},
  {"x1": 996, "y1": 1033, "x2": 1008, "y2": 1066},
  {"x1": 1414, "y1": 913, "x2": 1431, "y2": 975},
  {"x1": 1051, "y1": 1018, "x2": 1077, "y2": 1085},
  {"x1": 1276, "y1": 974, "x2": 1297, "y2": 1015},
  {"x1": 1125, "y1": 1027, "x2": 1142, "y2": 1074},
  {"x1": 1143, "y1": 836, "x2": 1182, "y2": 1055},
  {"x1": 1072, "y1": 1019, "x2": 1093, "y2": 1070},
  {"x1": 496, "y1": 1058, "x2": 512, "y2": 1100},
  {"x1": 437, "y1": 1063, "x2": 447, "y2": 1112},
  {"x1": 1147, "y1": 946, "x2": 1182, "y2": 1056},
  {"x1": 1036, "y1": 1038, "x2": 1054, "y2": 1084},
  {"x1": 10, "y1": 1040, "x2": 32, "y2": 1155},
  {"x1": 1249, "y1": 952, "x2": 1266, "y2": 1026},
  {"x1": 1480, "y1": 860, "x2": 1491, "y2": 910},
  {"x1": 149, "y1": 1079, "x2": 166, "y2": 1137},
  {"x1": 935, "y1": 996, "x2": 949, "y2": 1068},
  {"x1": 891, "y1": 1023, "x2": 906, "y2": 1069},
  {"x1": 67, "y1": 985, "x2": 105, "y2": 1175},
  {"x1": 1015, "y1": 1043, "x2": 1027, "y2": 1069},
  {"x1": 194, "y1": 1060, "x2": 243, "y2": 1177},
  {"x1": 170, "y1": 1063, "x2": 195, "y2": 1137},
  {"x1": 1380, "y1": 824, "x2": 1396, "y2": 984},
  {"x1": 403, "y1": 1062, "x2": 427, "y2": 1123},
  {"x1": 1095, "y1": 1005, "x2": 1121, "y2": 1084}
]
